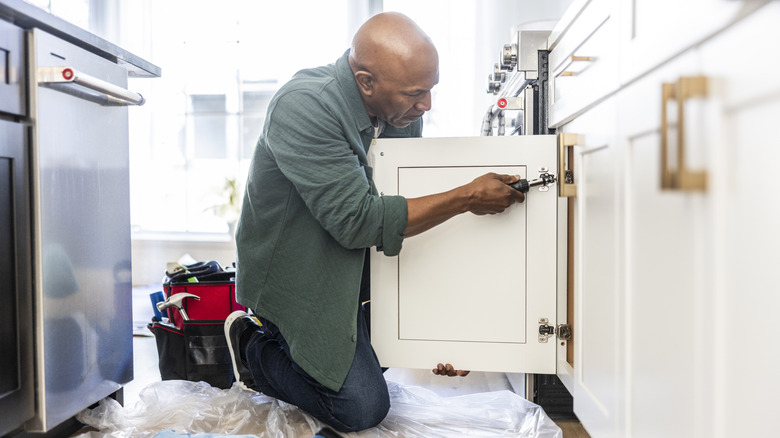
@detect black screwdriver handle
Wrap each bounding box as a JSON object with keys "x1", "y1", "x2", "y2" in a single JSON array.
[{"x1": 508, "y1": 179, "x2": 530, "y2": 193}]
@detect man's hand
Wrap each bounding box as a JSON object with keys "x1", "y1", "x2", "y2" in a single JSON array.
[
  {"x1": 432, "y1": 363, "x2": 470, "y2": 377},
  {"x1": 464, "y1": 173, "x2": 526, "y2": 216}
]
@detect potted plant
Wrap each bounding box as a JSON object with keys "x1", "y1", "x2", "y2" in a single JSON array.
[{"x1": 207, "y1": 177, "x2": 242, "y2": 236}]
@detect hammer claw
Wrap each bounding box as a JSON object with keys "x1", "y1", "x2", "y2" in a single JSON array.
[{"x1": 157, "y1": 292, "x2": 201, "y2": 321}]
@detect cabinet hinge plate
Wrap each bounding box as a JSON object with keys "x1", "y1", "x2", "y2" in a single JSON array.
[{"x1": 538, "y1": 318, "x2": 572, "y2": 343}]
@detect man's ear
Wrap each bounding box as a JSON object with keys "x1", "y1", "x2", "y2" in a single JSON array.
[{"x1": 354, "y1": 71, "x2": 375, "y2": 96}]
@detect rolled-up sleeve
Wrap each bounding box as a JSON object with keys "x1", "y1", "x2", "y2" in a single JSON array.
[{"x1": 376, "y1": 194, "x2": 407, "y2": 256}]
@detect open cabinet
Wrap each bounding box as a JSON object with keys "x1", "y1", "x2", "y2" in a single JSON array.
[{"x1": 368, "y1": 135, "x2": 573, "y2": 378}]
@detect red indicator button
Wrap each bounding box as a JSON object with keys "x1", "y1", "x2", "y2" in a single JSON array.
[
  {"x1": 62, "y1": 68, "x2": 74, "y2": 80},
  {"x1": 497, "y1": 98, "x2": 508, "y2": 109}
]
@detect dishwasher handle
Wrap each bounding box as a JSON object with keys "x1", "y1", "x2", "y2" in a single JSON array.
[{"x1": 37, "y1": 66, "x2": 145, "y2": 106}]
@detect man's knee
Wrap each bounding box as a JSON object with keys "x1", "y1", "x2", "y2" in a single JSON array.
[{"x1": 330, "y1": 391, "x2": 390, "y2": 433}]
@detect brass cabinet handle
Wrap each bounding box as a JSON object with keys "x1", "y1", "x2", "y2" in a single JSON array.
[
  {"x1": 555, "y1": 55, "x2": 594, "y2": 78},
  {"x1": 660, "y1": 76, "x2": 708, "y2": 191}
]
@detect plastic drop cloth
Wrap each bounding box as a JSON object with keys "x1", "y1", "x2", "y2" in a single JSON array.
[{"x1": 76, "y1": 380, "x2": 562, "y2": 438}]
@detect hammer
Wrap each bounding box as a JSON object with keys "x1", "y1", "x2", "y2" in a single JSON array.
[{"x1": 157, "y1": 293, "x2": 200, "y2": 321}]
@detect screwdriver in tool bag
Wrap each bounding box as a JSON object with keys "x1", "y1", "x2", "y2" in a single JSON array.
[{"x1": 507, "y1": 172, "x2": 557, "y2": 193}]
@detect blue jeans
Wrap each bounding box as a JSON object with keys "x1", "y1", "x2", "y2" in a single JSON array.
[{"x1": 245, "y1": 305, "x2": 390, "y2": 432}]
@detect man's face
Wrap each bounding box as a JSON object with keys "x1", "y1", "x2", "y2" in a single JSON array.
[{"x1": 370, "y1": 59, "x2": 439, "y2": 128}]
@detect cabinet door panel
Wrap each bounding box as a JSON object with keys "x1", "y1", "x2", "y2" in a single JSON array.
[
  {"x1": 618, "y1": 53, "x2": 708, "y2": 438},
  {"x1": 699, "y1": 4, "x2": 780, "y2": 436},
  {"x1": 560, "y1": 97, "x2": 621, "y2": 438},
  {"x1": 397, "y1": 165, "x2": 527, "y2": 343},
  {"x1": 369, "y1": 135, "x2": 559, "y2": 374}
]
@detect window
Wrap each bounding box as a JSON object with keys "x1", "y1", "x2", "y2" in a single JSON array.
[{"x1": 122, "y1": 0, "x2": 353, "y2": 236}]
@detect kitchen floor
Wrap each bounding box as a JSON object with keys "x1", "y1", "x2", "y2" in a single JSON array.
[{"x1": 119, "y1": 285, "x2": 589, "y2": 437}]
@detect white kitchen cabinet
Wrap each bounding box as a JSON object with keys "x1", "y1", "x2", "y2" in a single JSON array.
[
  {"x1": 616, "y1": 53, "x2": 715, "y2": 438},
  {"x1": 611, "y1": 3, "x2": 780, "y2": 436},
  {"x1": 697, "y1": 4, "x2": 780, "y2": 437},
  {"x1": 551, "y1": 0, "x2": 778, "y2": 436},
  {"x1": 369, "y1": 135, "x2": 564, "y2": 375},
  {"x1": 556, "y1": 97, "x2": 622, "y2": 438},
  {"x1": 552, "y1": 49, "x2": 715, "y2": 438}
]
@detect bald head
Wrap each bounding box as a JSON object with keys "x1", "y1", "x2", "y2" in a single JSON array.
[
  {"x1": 349, "y1": 12, "x2": 437, "y2": 76},
  {"x1": 348, "y1": 12, "x2": 439, "y2": 128}
]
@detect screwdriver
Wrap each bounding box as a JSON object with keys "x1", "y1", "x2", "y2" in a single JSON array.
[{"x1": 507, "y1": 173, "x2": 557, "y2": 193}]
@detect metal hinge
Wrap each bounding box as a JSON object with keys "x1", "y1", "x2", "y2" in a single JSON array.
[
  {"x1": 557, "y1": 133, "x2": 581, "y2": 198},
  {"x1": 538, "y1": 318, "x2": 572, "y2": 343}
]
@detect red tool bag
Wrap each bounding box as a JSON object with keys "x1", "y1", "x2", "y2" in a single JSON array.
[
  {"x1": 160, "y1": 260, "x2": 246, "y2": 328},
  {"x1": 148, "y1": 260, "x2": 246, "y2": 389}
]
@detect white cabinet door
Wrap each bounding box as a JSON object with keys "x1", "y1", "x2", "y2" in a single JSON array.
[
  {"x1": 698, "y1": 4, "x2": 780, "y2": 437},
  {"x1": 555, "y1": 97, "x2": 622, "y2": 438},
  {"x1": 369, "y1": 135, "x2": 560, "y2": 374},
  {"x1": 616, "y1": 52, "x2": 714, "y2": 438}
]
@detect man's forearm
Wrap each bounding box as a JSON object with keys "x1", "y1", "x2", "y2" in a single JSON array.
[
  {"x1": 404, "y1": 187, "x2": 469, "y2": 238},
  {"x1": 402, "y1": 172, "x2": 525, "y2": 238}
]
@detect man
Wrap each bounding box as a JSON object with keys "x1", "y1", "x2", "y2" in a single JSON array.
[{"x1": 226, "y1": 12, "x2": 525, "y2": 433}]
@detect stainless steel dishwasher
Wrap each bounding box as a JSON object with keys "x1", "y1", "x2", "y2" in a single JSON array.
[{"x1": 27, "y1": 27, "x2": 144, "y2": 431}]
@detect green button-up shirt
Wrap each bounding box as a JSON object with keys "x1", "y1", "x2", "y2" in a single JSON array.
[{"x1": 235, "y1": 50, "x2": 421, "y2": 392}]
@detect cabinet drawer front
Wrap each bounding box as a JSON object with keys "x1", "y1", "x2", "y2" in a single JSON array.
[
  {"x1": 0, "y1": 19, "x2": 25, "y2": 117},
  {"x1": 548, "y1": 0, "x2": 619, "y2": 128},
  {"x1": 619, "y1": 0, "x2": 751, "y2": 85}
]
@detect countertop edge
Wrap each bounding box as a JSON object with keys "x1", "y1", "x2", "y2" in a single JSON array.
[{"x1": 0, "y1": 0, "x2": 160, "y2": 78}]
